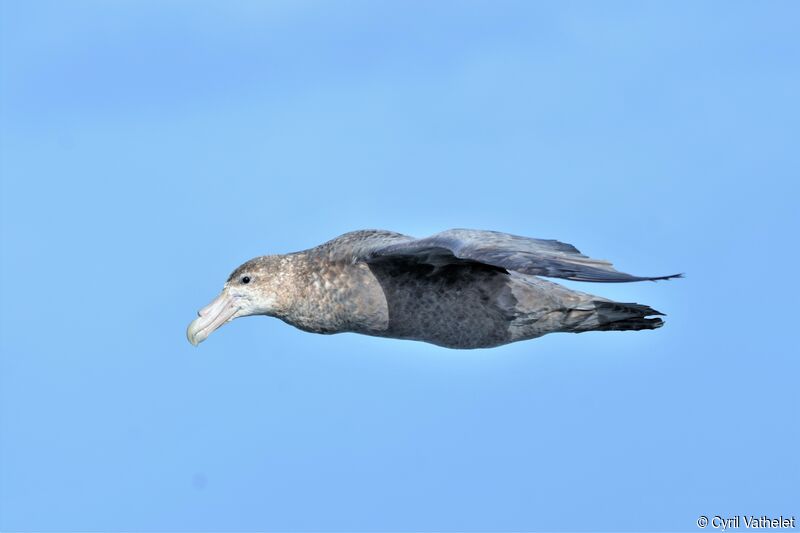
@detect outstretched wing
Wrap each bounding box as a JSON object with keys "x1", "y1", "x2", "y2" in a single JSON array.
[{"x1": 367, "y1": 228, "x2": 681, "y2": 283}]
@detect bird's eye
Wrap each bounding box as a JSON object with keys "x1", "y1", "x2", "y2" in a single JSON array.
[{"x1": 241, "y1": 276, "x2": 251, "y2": 284}]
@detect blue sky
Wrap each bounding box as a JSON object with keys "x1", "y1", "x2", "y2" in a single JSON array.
[{"x1": 1, "y1": 1, "x2": 797, "y2": 531}]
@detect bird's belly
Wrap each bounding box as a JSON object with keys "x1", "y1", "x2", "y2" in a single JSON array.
[{"x1": 366, "y1": 262, "x2": 517, "y2": 349}]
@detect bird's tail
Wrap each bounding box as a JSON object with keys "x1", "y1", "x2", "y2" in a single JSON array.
[{"x1": 579, "y1": 300, "x2": 664, "y2": 332}]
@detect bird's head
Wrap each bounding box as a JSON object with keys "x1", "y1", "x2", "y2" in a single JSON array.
[{"x1": 186, "y1": 256, "x2": 287, "y2": 346}]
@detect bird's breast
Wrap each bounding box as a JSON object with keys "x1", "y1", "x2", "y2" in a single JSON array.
[{"x1": 285, "y1": 261, "x2": 389, "y2": 334}]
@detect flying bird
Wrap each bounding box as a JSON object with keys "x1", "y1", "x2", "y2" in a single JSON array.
[{"x1": 187, "y1": 229, "x2": 680, "y2": 349}]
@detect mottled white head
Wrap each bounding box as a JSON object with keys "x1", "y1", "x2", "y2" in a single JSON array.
[{"x1": 186, "y1": 256, "x2": 287, "y2": 346}]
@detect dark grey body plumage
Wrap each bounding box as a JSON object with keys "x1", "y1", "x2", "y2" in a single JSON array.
[{"x1": 366, "y1": 259, "x2": 518, "y2": 348}]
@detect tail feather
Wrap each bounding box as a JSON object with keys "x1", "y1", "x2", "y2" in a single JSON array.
[
  {"x1": 594, "y1": 316, "x2": 664, "y2": 331},
  {"x1": 590, "y1": 301, "x2": 665, "y2": 332}
]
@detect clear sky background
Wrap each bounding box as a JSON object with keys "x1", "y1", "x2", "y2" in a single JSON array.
[{"x1": 1, "y1": 1, "x2": 798, "y2": 531}]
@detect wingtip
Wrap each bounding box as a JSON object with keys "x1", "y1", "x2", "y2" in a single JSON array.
[{"x1": 650, "y1": 272, "x2": 684, "y2": 282}]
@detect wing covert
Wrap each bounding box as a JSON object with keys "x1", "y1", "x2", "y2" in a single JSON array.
[{"x1": 368, "y1": 228, "x2": 681, "y2": 283}]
